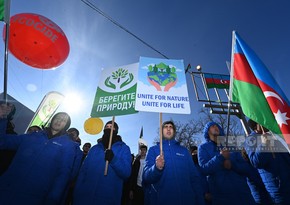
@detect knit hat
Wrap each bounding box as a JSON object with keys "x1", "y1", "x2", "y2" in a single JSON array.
[{"x1": 104, "y1": 121, "x2": 119, "y2": 134}]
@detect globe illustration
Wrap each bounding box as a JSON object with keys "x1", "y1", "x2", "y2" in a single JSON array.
[{"x1": 147, "y1": 62, "x2": 177, "y2": 86}]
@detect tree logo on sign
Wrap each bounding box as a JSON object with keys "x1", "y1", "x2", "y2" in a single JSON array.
[{"x1": 104, "y1": 68, "x2": 134, "y2": 90}]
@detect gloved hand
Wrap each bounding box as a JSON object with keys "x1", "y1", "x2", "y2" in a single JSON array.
[{"x1": 105, "y1": 149, "x2": 114, "y2": 162}]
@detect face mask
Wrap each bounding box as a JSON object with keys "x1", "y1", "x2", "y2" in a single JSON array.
[
  {"x1": 102, "y1": 129, "x2": 117, "y2": 149},
  {"x1": 103, "y1": 128, "x2": 117, "y2": 136}
]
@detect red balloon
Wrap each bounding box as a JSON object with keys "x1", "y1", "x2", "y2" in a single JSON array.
[{"x1": 3, "y1": 13, "x2": 70, "y2": 69}]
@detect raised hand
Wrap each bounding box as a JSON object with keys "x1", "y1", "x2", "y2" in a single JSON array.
[
  {"x1": 147, "y1": 77, "x2": 162, "y2": 91},
  {"x1": 0, "y1": 103, "x2": 14, "y2": 119},
  {"x1": 155, "y1": 154, "x2": 165, "y2": 170}
]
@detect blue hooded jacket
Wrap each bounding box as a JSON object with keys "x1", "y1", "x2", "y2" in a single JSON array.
[
  {"x1": 245, "y1": 132, "x2": 290, "y2": 204},
  {"x1": 143, "y1": 139, "x2": 205, "y2": 205},
  {"x1": 73, "y1": 138, "x2": 132, "y2": 205},
  {"x1": 245, "y1": 162, "x2": 272, "y2": 205},
  {"x1": 198, "y1": 122, "x2": 255, "y2": 205},
  {"x1": 0, "y1": 119, "x2": 77, "y2": 205}
]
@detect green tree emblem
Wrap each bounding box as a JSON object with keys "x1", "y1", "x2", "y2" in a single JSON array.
[{"x1": 105, "y1": 68, "x2": 134, "y2": 89}]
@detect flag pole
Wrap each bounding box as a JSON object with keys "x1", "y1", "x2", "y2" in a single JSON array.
[
  {"x1": 138, "y1": 126, "x2": 143, "y2": 153},
  {"x1": 2, "y1": 0, "x2": 11, "y2": 102},
  {"x1": 159, "y1": 112, "x2": 163, "y2": 155},
  {"x1": 226, "y1": 30, "x2": 236, "y2": 144}
]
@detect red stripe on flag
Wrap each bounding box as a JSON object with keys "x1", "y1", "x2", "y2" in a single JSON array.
[
  {"x1": 233, "y1": 53, "x2": 259, "y2": 87},
  {"x1": 205, "y1": 78, "x2": 229, "y2": 85},
  {"x1": 205, "y1": 78, "x2": 214, "y2": 84}
]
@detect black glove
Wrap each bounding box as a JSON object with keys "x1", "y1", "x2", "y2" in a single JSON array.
[{"x1": 105, "y1": 149, "x2": 114, "y2": 162}]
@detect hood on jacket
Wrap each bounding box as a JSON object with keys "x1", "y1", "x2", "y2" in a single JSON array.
[{"x1": 203, "y1": 121, "x2": 225, "y2": 142}]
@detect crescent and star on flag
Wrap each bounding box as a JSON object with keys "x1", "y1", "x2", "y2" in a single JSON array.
[{"x1": 264, "y1": 91, "x2": 290, "y2": 128}]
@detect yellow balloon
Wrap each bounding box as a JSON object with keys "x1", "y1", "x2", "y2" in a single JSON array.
[{"x1": 84, "y1": 118, "x2": 104, "y2": 135}]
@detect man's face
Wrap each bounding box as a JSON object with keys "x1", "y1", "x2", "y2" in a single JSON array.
[
  {"x1": 105, "y1": 123, "x2": 115, "y2": 130},
  {"x1": 163, "y1": 123, "x2": 175, "y2": 140},
  {"x1": 140, "y1": 147, "x2": 147, "y2": 158},
  {"x1": 51, "y1": 113, "x2": 69, "y2": 132},
  {"x1": 83, "y1": 144, "x2": 91, "y2": 153},
  {"x1": 208, "y1": 124, "x2": 220, "y2": 141},
  {"x1": 27, "y1": 126, "x2": 41, "y2": 134},
  {"x1": 68, "y1": 130, "x2": 78, "y2": 141}
]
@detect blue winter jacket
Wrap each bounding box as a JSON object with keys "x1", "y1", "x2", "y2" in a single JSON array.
[
  {"x1": 143, "y1": 139, "x2": 205, "y2": 205},
  {"x1": 60, "y1": 142, "x2": 83, "y2": 205},
  {"x1": 245, "y1": 133, "x2": 290, "y2": 204},
  {"x1": 198, "y1": 122, "x2": 255, "y2": 205},
  {"x1": 245, "y1": 163, "x2": 272, "y2": 205},
  {"x1": 70, "y1": 144, "x2": 83, "y2": 180},
  {"x1": 0, "y1": 119, "x2": 77, "y2": 205},
  {"x1": 73, "y1": 139, "x2": 132, "y2": 205}
]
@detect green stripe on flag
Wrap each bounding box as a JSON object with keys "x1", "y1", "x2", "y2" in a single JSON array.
[
  {"x1": 206, "y1": 83, "x2": 229, "y2": 89},
  {"x1": 232, "y1": 79, "x2": 281, "y2": 134},
  {"x1": 0, "y1": 0, "x2": 4, "y2": 21}
]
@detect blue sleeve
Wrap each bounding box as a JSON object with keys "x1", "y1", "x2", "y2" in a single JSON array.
[
  {"x1": 110, "y1": 144, "x2": 132, "y2": 180},
  {"x1": 244, "y1": 137, "x2": 271, "y2": 168},
  {"x1": 45, "y1": 142, "x2": 76, "y2": 204},
  {"x1": 71, "y1": 147, "x2": 83, "y2": 180},
  {"x1": 230, "y1": 152, "x2": 255, "y2": 176},
  {"x1": 143, "y1": 146, "x2": 163, "y2": 184},
  {"x1": 0, "y1": 118, "x2": 7, "y2": 135},
  {"x1": 187, "y1": 152, "x2": 205, "y2": 205},
  {"x1": 198, "y1": 144, "x2": 224, "y2": 175},
  {"x1": 0, "y1": 119, "x2": 23, "y2": 150}
]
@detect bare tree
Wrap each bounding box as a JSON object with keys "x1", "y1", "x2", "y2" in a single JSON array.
[
  {"x1": 174, "y1": 119, "x2": 203, "y2": 149},
  {"x1": 153, "y1": 119, "x2": 202, "y2": 149},
  {"x1": 198, "y1": 108, "x2": 244, "y2": 136},
  {"x1": 153, "y1": 108, "x2": 244, "y2": 149}
]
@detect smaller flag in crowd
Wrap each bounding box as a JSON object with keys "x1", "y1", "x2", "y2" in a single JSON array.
[{"x1": 204, "y1": 73, "x2": 230, "y2": 89}]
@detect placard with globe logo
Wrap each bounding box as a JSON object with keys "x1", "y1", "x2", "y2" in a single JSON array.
[
  {"x1": 90, "y1": 63, "x2": 138, "y2": 117},
  {"x1": 135, "y1": 57, "x2": 191, "y2": 114}
]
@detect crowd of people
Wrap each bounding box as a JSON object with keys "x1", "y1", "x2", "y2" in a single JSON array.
[{"x1": 0, "y1": 102, "x2": 290, "y2": 205}]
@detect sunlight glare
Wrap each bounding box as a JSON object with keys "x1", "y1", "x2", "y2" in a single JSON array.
[{"x1": 62, "y1": 92, "x2": 83, "y2": 114}]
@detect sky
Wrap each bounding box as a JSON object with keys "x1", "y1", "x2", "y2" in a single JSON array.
[{"x1": 1, "y1": 0, "x2": 290, "y2": 154}]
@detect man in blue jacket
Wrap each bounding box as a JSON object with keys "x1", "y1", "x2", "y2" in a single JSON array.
[
  {"x1": 0, "y1": 103, "x2": 79, "y2": 205},
  {"x1": 198, "y1": 121, "x2": 255, "y2": 205},
  {"x1": 143, "y1": 120, "x2": 205, "y2": 205},
  {"x1": 73, "y1": 121, "x2": 132, "y2": 205},
  {"x1": 245, "y1": 119, "x2": 290, "y2": 205}
]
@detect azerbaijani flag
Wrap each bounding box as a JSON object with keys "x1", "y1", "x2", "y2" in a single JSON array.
[
  {"x1": 204, "y1": 73, "x2": 230, "y2": 89},
  {"x1": 230, "y1": 32, "x2": 290, "y2": 145}
]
